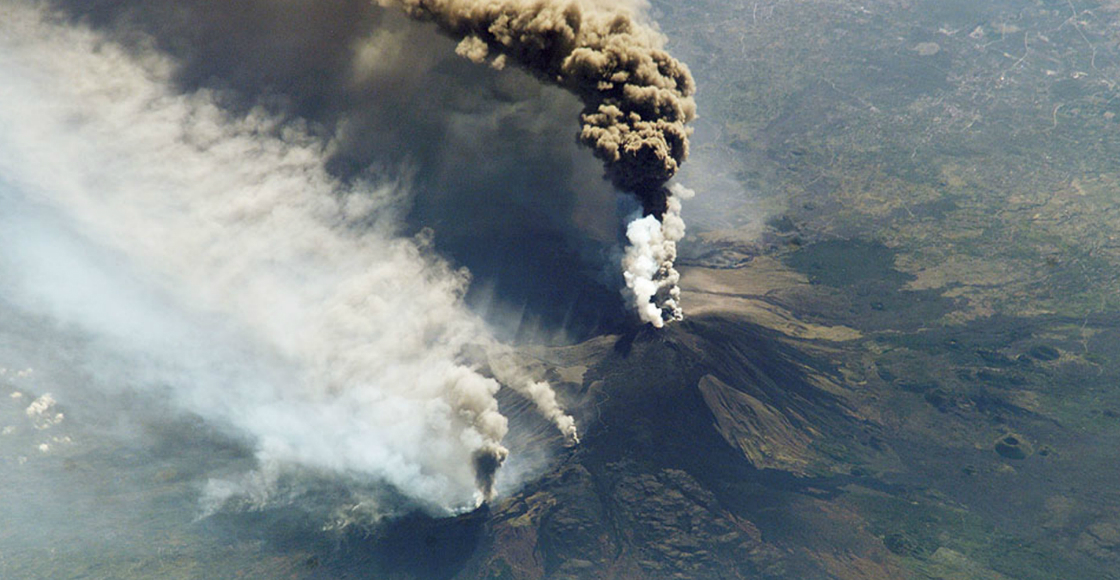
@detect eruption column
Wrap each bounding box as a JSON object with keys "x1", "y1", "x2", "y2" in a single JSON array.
[{"x1": 376, "y1": 0, "x2": 697, "y2": 325}]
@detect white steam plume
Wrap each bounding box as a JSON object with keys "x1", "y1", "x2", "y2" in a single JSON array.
[
  {"x1": 0, "y1": 2, "x2": 571, "y2": 510},
  {"x1": 622, "y1": 183, "x2": 695, "y2": 328}
]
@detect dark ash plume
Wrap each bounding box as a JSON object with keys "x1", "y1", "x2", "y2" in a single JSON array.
[
  {"x1": 472, "y1": 443, "x2": 509, "y2": 501},
  {"x1": 378, "y1": 0, "x2": 697, "y2": 218}
]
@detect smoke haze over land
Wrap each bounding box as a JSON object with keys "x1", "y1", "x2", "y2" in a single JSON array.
[
  {"x1": 0, "y1": 0, "x2": 694, "y2": 522},
  {"x1": 42, "y1": 0, "x2": 697, "y2": 329},
  {"x1": 0, "y1": 0, "x2": 587, "y2": 510}
]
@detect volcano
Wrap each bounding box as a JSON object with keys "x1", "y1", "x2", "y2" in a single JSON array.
[
  {"x1": 271, "y1": 310, "x2": 892, "y2": 579},
  {"x1": 7, "y1": 1, "x2": 1120, "y2": 578}
]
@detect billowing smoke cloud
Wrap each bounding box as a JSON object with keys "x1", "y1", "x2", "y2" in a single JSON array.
[
  {"x1": 376, "y1": 0, "x2": 698, "y2": 325},
  {"x1": 41, "y1": 0, "x2": 632, "y2": 341},
  {"x1": 0, "y1": 2, "x2": 574, "y2": 509}
]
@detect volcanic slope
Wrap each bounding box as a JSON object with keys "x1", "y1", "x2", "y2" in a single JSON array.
[
  {"x1": 270, "y1": 312, "x2": 891, "y2": 579},
  {"x1": 469, "y1": 317, "x2": 880, "y2": 579},
  {"x1": 294, "y1": 275, "x2": 1120, "y2": 580}
]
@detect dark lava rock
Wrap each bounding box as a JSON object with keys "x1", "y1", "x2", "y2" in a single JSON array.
[
  {"x1": 924, "y1": 388, "x2": 957, "y2": 412},
  {"x1": 883, "y1": 532, "x2": 924, "y2": 557},
  {"x1": 785, "y1": 240, "x2": 913, "y2": 288},
  {"x1": 976, "y1": 369, "x2": 1027, "y2": 388},
  {"x1": 768, "y1": 214, "x2": 798, "y2": 233},
  {"x1": 977, "y1": 349, "x2": 1016, "y2": 367},
  {"x1": 994, "y1": 434, "x2": 1032, "y2": 460},
  {"x1": 899, "y1": 381, "x2": 937, "y2": 394},
  {"x1": 1029, "y1": 345, "x2": 1061, "y2": 361}
]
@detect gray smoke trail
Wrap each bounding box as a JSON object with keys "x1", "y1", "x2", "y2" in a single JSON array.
[
  {"x1": 376, "y1": 0, "x2": 698, "y2": 325},
  {"x1": 485, "y1": 350, "x2": 579, "y2": 445}
]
